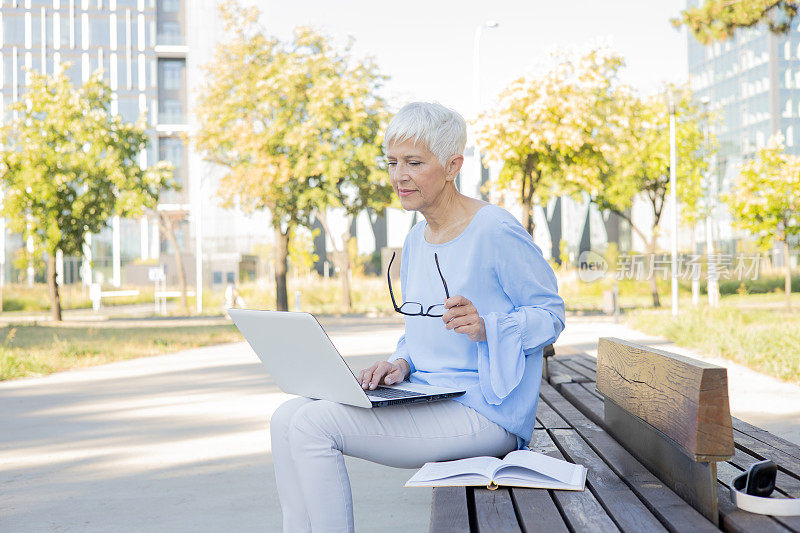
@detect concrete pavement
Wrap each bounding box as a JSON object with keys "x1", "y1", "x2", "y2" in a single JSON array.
[{"x1": 1, "y1": 313, "x2": 799, "y2": 532}]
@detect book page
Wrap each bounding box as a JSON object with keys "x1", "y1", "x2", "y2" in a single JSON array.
[
  {"x1": 493, "y1": 450, "x2": 584, "y2": 486},
  {"x1": 407, "y1": 456, "x2": 503, "y2": 483}
]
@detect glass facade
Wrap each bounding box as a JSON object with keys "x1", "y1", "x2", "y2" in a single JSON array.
[
  {"x1": 0, "y1": 0, "x2": 187, "y2": 285},
  {"x1": 687, "y1": 1, "x2": 800, "y2": 249}
]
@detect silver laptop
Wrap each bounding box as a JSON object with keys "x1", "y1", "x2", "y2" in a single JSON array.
[{"x1": 228, "y1": 309, "x2": 466, "y2": 408}]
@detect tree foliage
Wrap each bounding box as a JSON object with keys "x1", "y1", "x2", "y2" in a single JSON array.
[
  {"x1": 727, "y1": 134, "x2": 800, "y2": 249},
  {"x1": 673, "y1": 0, "x2": 800, "y2": 44},
  {"x1": 593, "y1": 85, "x2": 708, "y2": 307},
  {"x1": 726, "y1": 133, "x2": 799, "y2": 310},
  {"x1": 473, "y1": 47, "x2": 625, "y2": 235},
  {"x1": 0, "y1": 66, "x2": 172, "y2": 321},
  {"x1": 193, "y1": 2, "x2": 391, "y2": 311}
]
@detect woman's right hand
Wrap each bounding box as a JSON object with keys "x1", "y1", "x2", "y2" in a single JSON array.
[{"x1": 359, "y1": 358, "x2": 410, "y2": 390}]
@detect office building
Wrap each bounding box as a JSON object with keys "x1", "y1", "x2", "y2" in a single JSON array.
[
  {"x1": 687, "y1": 2, "x2": 800, "y2": 252},
  {"x1": 0, "y1": 0, "x2": 274, "y2": 291}
]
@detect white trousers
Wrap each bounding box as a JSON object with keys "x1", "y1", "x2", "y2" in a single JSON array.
[{"x1": 270, "y1": 396, "x2": 518, "y2": 533}]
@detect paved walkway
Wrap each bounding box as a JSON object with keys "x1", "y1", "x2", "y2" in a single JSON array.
[{"x1": 1, "y1": 314, "x2": 798, "y2": 532}]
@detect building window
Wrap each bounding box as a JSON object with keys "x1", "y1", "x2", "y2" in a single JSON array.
[
  {"x1": 159, "y1": 59, "x2": 183, "y2": 90},
  {"x1": 159, "y1": 136, "x2": 184, "y2": 173},
  {"x1": 787, "y1": 126, "x2": 794, "y2": 147},
  {"x1": 160, "y1": 0, "x2": 180, "y2": 13},
  {"x1": 785, "y1": 99, "x2": 792, "y2": 117},
  {"x1": 157, "y1": 20, "x2": 181, "y2": 45},
  {"x1": 159, "y1": 99, "x2": 182, "y2": 123}
]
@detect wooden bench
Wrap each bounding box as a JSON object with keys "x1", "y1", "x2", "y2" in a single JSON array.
[
  {"x1": 542, "y1": 340, "x2": 800, "y2": 532},
  {"x1": 430, "y1": 339, "x2": 800, "y2": 532}
]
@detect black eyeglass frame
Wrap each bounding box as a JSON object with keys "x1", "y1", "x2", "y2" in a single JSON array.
[{"x1": 387, "y1": 251, "x2": 450, "y2": 317}]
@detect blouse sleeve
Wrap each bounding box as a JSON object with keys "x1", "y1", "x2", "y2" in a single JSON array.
[
  {"x1": 387, "y1": 232, "x2": 416, "y2": 376},
  {"x1": 476, "y1": 220, "x2": 566, "y2": 405}
]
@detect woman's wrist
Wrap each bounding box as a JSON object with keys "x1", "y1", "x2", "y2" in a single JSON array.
[{"x1": 394, "y1": 358, "x2": 411, "y2": 380}]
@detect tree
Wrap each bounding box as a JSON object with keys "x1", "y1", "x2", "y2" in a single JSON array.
[
  {"x1": 194, "y1": 2, "x2": 392, "y2": 311},
  {"x1": 672, "y1": 0, "x2": 799, "y2": 44},
  {"x1": 156, "y1": 211, "x2": 189, "y2": 312},
  {"x1": 592, "y1": 85, "x2": 707, "y2": 307},
  {"x1": 473, "y1": 47, "x2": 624, "y2": 236},
  {"x1": 0, "y1": 66, "x2": 172, "y2": 321},
  {"x1": 726, "y1": 134, "x2": 799, "y2": 311}
]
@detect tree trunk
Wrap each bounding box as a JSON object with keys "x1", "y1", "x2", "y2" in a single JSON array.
[
  {"x1": 521, "y1": 156, "x2": 537, "y2": 236},
  {"x1": 158, "y1": 213, "x2": 189, "y2": 313},
  {"x1": 47, "y1": 253, "x2": 62, "y2": 322},
  {"x1": 274, "y1": 226, "x2": 290, "y2": 311},
  {"x1": 785, "y1": 238, "x2": 792, "y2": 312},
  {"x1": 314, "y1": 211, "x2": 352, "y2": 311},
  {"x1": 338, "y1": 229, "x2": 352, "y2": 311},
  {"x1": 647, "y1": 239, "x2": 661, "y2": 308}
]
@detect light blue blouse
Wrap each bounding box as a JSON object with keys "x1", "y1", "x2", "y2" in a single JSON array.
[{"x1": 387, "y1": 204, "x2": 566, "y2": 451}]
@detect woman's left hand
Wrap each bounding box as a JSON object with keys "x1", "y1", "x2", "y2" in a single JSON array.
[{"x1": 442, "y1": 295, "x2": 486, "y2": 342}]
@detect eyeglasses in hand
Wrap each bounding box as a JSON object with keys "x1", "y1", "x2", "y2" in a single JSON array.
[{"x1": 387, "y1": 251, "x2": 449, "y2": 317}]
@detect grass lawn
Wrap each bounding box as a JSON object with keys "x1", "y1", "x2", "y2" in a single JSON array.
[
  {"x1": 0, "y1": 323, "x2": 242, "y2": 381},
  {"x1": 627, "y1": 304, "x2": 800, "y2": 384}
]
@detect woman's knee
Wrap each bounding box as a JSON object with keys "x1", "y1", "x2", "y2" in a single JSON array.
[
  {"x1": 287, "y1": 400, "x2": 345, "y2": 446},
  {"x1": 270, "y1": 397, "x2": 314, "y2": 437}
]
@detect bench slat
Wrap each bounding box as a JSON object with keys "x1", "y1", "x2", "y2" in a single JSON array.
[
  {"x1": 579, "y1": 381, "x2": 603, "y2": 401},
  {"x1": 733, "y1": 430, "x2": 800, "y2": 478},
  {"x1": 732, "y1": 418, "x2": 800, "y2": 462},
  {"x1": 529, "y1": 429, "x2": 622, "y2": 532},
  {"x1": 549, "y1": 360, "x2": 594, "y2": 384},
  {"x1": 472, "y1": 488, "x2": 521, "y2": 533},
  {"x1": 509, "y1": 487, "x2": 569, "y2": 533},
  {"x1": 535, "y1": 398, "x2": 571, "y2": 429},
  {"x1": 430, "y1": 486, "x2": 471, "y2": 533},
  {"x1": 539, "y1": 382, "x2": 719, "y2": 533},
  {"x1": 559, "y1": 382, "x2": 605, "y2": 427},
  {"x1": 559, "y1": 357, "x2": 598, "y2": 381},
  {"x1": 550, "y1": 428, "x2": 669, "y2": 532}
]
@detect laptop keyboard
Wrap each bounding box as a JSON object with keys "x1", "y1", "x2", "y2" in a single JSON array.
[{"x1": 366, "y1": 386, "x2": 426, "y2": 399}]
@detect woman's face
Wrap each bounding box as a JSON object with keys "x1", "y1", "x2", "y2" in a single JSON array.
[{"x1": 386, "y1": 138, "x2": 454, "y2": 212}]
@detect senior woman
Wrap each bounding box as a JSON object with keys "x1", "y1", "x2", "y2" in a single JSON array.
[{"x1": 270, "y1": 102, "x2": 565, "y2": 532}]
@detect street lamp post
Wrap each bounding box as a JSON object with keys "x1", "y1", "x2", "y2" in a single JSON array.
[
  {"x1": 472, "y1": 20, "x2": 499, "y2": 200},
  {"x1": 668, "y1": 90, "x2": 679, "y2": 317},
  {"x1": 194, "y1": 175, "x2": 203, "y2": 315}
]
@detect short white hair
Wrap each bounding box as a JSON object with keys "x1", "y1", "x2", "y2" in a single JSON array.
[{"x1": 383, "y1": 102, "x2": 467, "y2": 168}]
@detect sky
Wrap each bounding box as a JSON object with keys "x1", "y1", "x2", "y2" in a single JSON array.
[{"x1": 252, "y1": 0, "x2": 690, "y2": 117}]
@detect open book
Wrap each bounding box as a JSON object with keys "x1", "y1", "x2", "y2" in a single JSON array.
[{"x1": 405, "y1": 449, "x2": 587, "y2": 491}]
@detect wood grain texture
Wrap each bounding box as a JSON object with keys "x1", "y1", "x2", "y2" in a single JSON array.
[
  {"x1": 560, "y1": 382, "x2": 605, "y2": 427},
  {"x1": 539, "y1": 383, "x2": 719, "y2": 533},
  {"x1": 430, "y1": 486, "x2": 471, "y2": 533},
  {"x1": 550, "y1": 360, "x2": 594, "y2": 384},
  {"x1": 510, "y1": 487, "x2": 569, "y2": 533},
  {"x1": 535, "y1": 397, "x2": 571, "y2": 429},
  {"x1": 529, "y1": 429, "x2": 621, "y2": 532},
  {"x1": 473, "y1": 488, "x2": 521, "y2": 533},
  {"x1": 596, "y1": 337, "x2": 734, "y2": 460},
  {"x1": 732, "y1": 417, "x2": 800, "y2": 463},
  {"x1": 550, "y1": 428, "x2": 669, "y2": 532}
]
